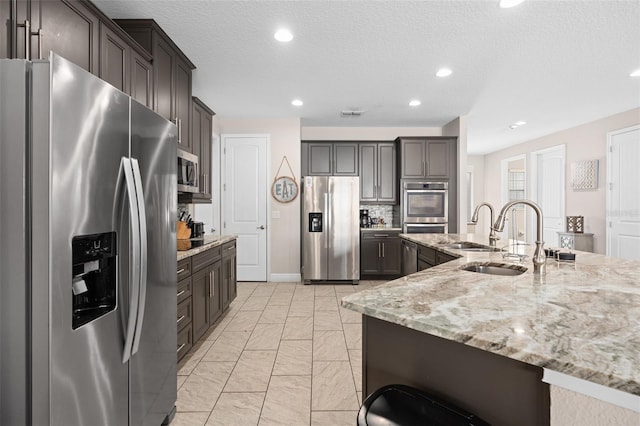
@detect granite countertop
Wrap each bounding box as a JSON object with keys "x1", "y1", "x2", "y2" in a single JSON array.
[
  {"x1": 341, "y1": 233, "x2": 640, "y2": 396},
  {"x1": 177, "y1": 235, "x2": 236, "y2": 261}
]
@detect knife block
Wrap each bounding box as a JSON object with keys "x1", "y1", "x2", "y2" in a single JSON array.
[{"x1": 177, "y1": 221, "x2": 191, "y2": 240}]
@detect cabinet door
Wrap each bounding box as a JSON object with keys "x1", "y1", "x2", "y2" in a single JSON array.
[
  {"x1": 130, "y1": 49, "x2": 152, "y2": 108},
  {"x1": 99, "y1": 23, "x2": 129, "y2": 93},
  {"x1": 400, "y1": 140, "x2": 426, "y2": 178},
  {"x1": 191, "y1": 268, "x2": 210, "y2": 342},
  {"x1": 175, "y1": 57, "x2": 192, "y2": 153},
  {"x1": 40, "y1": 0, "x2": 99, "y2": 73},
  {"x1": 380, "y1": 237, "x2": 402, "y2": 275},
  {"x1": 200, "y1": 110, "x2": 213, "y2": 199},
  {"x1": 333, "y1": 143, "x2": 358, "y2": 176},
  {"x1": 0, "y1": 1, "x2": 10, "y2": 58},
  {"x1": 361, "y1": 238, "x2": 382, "y2": 275},
  {"x1": 209, "y1": 261, "x2": 222, "y2": 324},
  {"x1": 152, "y1": 34, "x2": 174, "y2": 120},
  {"x1": 191, "y1": 101, "x2": 202, "y2": 171},
  {"x1": 426, "y1": 141, "x2": 449, "y2": 178},
  {"x1": 359, "y1": 144, "x2": 377, "y2": 202},
  {"x1": 307, "y1": 143, "x2": 332, "y2": 175},
  {"x1": 377, "y1": 143, "x2": 397, "y2": 203}
]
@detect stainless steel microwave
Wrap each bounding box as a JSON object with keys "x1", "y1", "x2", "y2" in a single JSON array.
[{"x1": 177, "y1": 149, "x2": 199, "y2": 193}]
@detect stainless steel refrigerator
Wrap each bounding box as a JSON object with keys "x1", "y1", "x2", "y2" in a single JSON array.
[
  {"x1": 302, "y1": 176, "x2": 360, "y2": 284},
  {"x1": 0, "y1": 54, "x2": 177, "y2": 425}
]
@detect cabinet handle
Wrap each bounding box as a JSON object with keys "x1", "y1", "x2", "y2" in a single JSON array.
[
  {"x1": 203, "y1": 173, "x2": 207, "y2": 193},
  {"x1": 177, "y1": 315, "x2": 186, "y2": 325},
  {"x1": 23, "y1": 20, "x2": 31, "y2": 59},
  {"x1": 175, "y1": 117, "x2": 181, "y2": 143},
  {"x1": 422, "y1": 160, "x2": 426, "y2": 176},
  {"x1": 378, "y1": 243, "x2": 381, "y2": 258},
  {"x1": 373, "y1": 234, "x2": 389, "y2": 238},
  {"x1": 177, "y1": 268, "x2": 185, "y2": 274},
  {"x1": 382, "y1": 243, "x2": 385, "y2": 258},
  {"x1": 177, "y1": 290, "x2": 185, "y2": 298},
  {"x1": 177, "y1": 343, "x2": 186, "y2": 354},
  {"x1": 209, "y1": 271, "x2": 214, "y2": 297}
]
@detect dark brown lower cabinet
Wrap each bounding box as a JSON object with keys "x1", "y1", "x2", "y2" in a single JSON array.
[
  {"x1": 221, "y1": 241, "x2": 237, "y2": 310},
  {"x1": 177, "y1": 240, "x2": 236, "y2": 362},
  {"x1": 361, "y1": 231, "x2": 402, "y2": 278}
]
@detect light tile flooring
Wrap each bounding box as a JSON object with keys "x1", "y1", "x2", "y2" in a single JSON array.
[{"x1": 174, "y1": 281, "x2": 384, "y2": 426}]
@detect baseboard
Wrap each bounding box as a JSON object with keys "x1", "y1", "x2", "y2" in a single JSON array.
[{"x1": 269, "y1": 273, "x2": 301, "y2": 282}]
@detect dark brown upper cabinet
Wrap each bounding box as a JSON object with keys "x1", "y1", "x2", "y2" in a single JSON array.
[
  {"x1": 397, "y1": 137, "x2": 456, "y2": 179},
  {"x1": 180, "y1": 97, "x2": 215, "y2": 204},
  {"x1": 1, "y1": 0, "x2": 153, "y2": 107},
  {"x1": 359, "y1": 142, "x2": 397, "y2": 204},
  {"x1": 115, "y1": 19, "x2": 196, "y2": 153},
  {"x1": 302, "y1": 142, "x2": 359, "y2": 176}
]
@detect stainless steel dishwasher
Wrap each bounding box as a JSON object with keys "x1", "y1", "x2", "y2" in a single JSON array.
[{"x1": 402, "y1": 240, "x2": 418, "y2": 276}]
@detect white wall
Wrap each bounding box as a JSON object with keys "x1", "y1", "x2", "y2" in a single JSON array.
[
  {"x1": 442, "y1": 116, "x2": 468, "y2": 233},
  {"x1": 467, "y1": 155, "x2": 486, "y2": 233},
  {"x1": 482, "y1": 108, "x2": 640, "y2": 254},
  {"x1": 215, "y1": 117, "x2": 301, "y2": 281}
]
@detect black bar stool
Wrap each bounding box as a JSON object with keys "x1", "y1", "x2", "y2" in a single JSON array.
[{"x1": 357, "y1": 384, "x2": 491, "y2": 426}]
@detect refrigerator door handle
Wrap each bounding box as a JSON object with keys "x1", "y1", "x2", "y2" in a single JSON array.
[
  {"x1": 130, "y1": 158, "x2": 148, "y2": 356},
  {"x1": 121, "y1": 157, "x2": 141, "y2": 364},
  {"x1": 324, "y1": 193, "x2": 329, "y2": 249}
]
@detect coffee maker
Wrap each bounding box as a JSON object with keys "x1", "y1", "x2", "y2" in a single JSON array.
[{"x1": 360, "y1": 209, "x2": 371, "y2": 228}]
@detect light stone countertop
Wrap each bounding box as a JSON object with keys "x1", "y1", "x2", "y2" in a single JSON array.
[
  {"x1": 177, "y1": 235, "x2": 236, "y2": 261},
  {"x1": 341, "y1": 233, "x2": 640, "y2": 396}
]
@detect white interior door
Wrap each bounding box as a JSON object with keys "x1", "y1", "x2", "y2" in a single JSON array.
[
  {"x1": 608, "y1": 126, "x2": 640, "y2": 260},
  {"x1": 222, "y1": 134, "x2": 269, "y2": 281},
  {"x1": 532, "y1": 145, "x2": 565, "y2": 246}
]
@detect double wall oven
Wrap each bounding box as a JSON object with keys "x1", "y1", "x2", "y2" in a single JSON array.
[{"x1": 401, "y1": 181, "x2": 448, "y2": 233}]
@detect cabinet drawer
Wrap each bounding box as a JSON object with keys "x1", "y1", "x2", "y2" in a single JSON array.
[
  {"x1": 192, "y1": 245, "x2": 221, "y2": 272},
  {"x1": 362, "y1": 231, "x2": 400, "y2": 240},
  {"x1": 177, "y1": 258, "x2": 191, "y2": 281},
  {"x1": 222, "y1": 241, "x2": 236, "y2": 258},
  {"x1": 418, "y1": 245, "x2": 436, "y2": 264},
  {"x1": 177, "y1": 297, "x2": 192, "y2": 330},
  {"x1": 177, "y1": 277, "x2": 191, "y2": 303},
  {"x1": 177, "y1": 323, "x2": 192, "y2": 362}
]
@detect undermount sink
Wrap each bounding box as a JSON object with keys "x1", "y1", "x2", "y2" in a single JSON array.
[
  {"x1": 460, "y1": 263, "x2": 527, "y2": 276},
  {"x1": 441, "y1": 242, "x2": 502, "y2": 252}
]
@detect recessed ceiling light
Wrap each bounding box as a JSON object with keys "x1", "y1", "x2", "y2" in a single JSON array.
[
  {"x1": 274, "y1": 29, "x2": 293, "y2": 42},
  {"x1": 514, "y1": 121, "x2": 527, "y2": 126},
  {"x1": 630, "y1": 69, "x2": 640, "y2": 77},
  {"x1": 409, "y1": 100, "x2": 421, "y2": 107},
  {"x1": 509, "y1": 125, "x2": 518, "y2": 130},
  {"x1": 291, "y1": 99, "x2": 303, "y2": 107},
  {"x1": 499, "y1": 0, "x2": 526, "y2": 8},
  {"x1": 435, "y1": 68, "x2": 452, "y2": 78}
]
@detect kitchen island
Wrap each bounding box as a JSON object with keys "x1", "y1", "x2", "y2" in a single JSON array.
[{"x1": 342, "y1": 234, "x2": 640, "y2": 425}]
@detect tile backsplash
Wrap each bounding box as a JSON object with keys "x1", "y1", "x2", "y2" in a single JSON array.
[{"x1": 361, "y1": 204, "x2": 399, "y2": 226}]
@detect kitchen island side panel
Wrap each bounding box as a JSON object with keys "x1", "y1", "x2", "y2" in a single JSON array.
[{"x1": 363, "y1": 315, "x2": 550, "y2": 426}]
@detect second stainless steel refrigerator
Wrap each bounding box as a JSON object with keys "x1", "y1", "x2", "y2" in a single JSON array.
[{"x1": 302, "y1": 176, "x2": 360, "y2": 284}]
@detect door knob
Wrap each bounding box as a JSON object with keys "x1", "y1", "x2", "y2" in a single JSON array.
[{"x1": 257, "y1": 225, "x2": 265, "y2": 230}]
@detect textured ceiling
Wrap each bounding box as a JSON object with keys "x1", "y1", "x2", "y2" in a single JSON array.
[{"x1": 93, "y1": 0, "x2": 640, "y2": 154}]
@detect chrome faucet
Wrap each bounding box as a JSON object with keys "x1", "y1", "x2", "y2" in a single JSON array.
[
  {"x1": 493, "y1": 200, "x2": 546, "y2": 274},
  {"x1": 470, "y1": 202, "x2": 498, "y2": 246}
]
